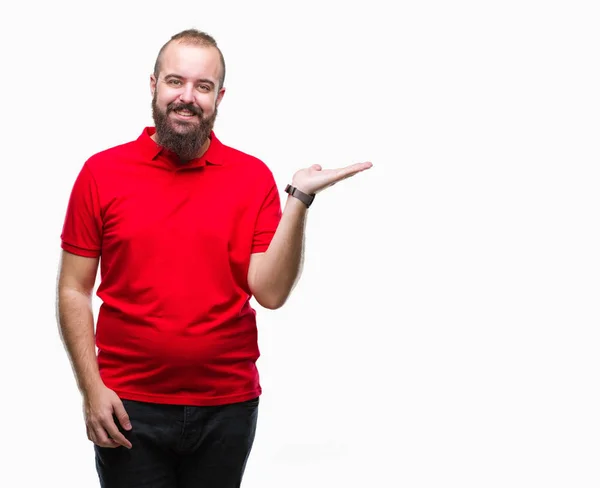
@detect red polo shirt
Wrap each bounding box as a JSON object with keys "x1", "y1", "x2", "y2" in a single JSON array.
[{"x1": 61, "y1": 127, "x2": 282, "y2": 406}]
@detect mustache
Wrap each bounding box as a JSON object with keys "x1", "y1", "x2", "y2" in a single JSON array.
[{"x1": 167, "y1": 103, "x2": 203, "y2": 117}]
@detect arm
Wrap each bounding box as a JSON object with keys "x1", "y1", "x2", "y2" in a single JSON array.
[
  {"x1": 56, "y1": 250, "x2": 102, "y2": 394},
  {"x1": 56, "y1": 250, "x2": 132, "y2": 449},
  {"x1": 248, "y1": 161, "x2": 373, "y2": 309},
  {"x1": 248, "y1": 196, "x2": 307, "y2": 309}
]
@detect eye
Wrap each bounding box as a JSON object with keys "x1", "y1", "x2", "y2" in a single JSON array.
[
  {"x1": 197, "y1": 85, "x2": 211, "y2": 92},
  {"x1": 167, "y1": 79, "x2": 182, "y2": 86}
]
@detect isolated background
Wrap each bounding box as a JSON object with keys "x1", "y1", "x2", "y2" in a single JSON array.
[{"x1": 1, "y1": 0, "x2": 598, "y2": 487}]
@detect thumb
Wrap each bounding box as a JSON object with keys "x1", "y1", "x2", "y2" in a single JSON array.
[
  {"x1": 311, "y1": 164, "x2": 322, "y2": 171},
  {"x1": 113, "y1": 400, "x2": 132, "y2": 430}
]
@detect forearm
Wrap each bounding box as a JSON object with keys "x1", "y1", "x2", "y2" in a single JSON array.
[
  {"x1": 252, "y1": 196, "x2": 308, "y2": 309},
  {"x1": 57, "y1": 288, "x2": 103, "y2": 395}
]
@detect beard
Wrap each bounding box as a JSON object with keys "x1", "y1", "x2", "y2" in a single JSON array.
[{"x1": 152, "y1": 93, "x2": 217, "y2": 162}]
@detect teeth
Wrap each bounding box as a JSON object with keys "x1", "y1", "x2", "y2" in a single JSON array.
[{"x1": 175, "y1": 110, "x2": 194, "y2": 116}]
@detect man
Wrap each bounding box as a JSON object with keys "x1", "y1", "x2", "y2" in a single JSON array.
[{"x1": 57, "y1": 29, "x2": 372, "y2": 488}]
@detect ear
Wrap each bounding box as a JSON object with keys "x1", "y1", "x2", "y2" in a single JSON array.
[
  {"x1": 150, "y1": 75, "x2": 157, "y2": 96},
  {"x1": 215, "y1": 87, "x2": 226, "y2": 108}
]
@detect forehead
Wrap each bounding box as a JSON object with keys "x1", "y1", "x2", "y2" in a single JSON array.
[{"x1": 159, "y1": 42, "x2": 221, "y2": 82}]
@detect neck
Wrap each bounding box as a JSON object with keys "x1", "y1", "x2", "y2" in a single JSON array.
[{"x1": 195, "y1": 137, "x2": 211, "y2": 160}]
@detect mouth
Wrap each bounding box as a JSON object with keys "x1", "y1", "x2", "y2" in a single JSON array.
[{"x1": 171, "y1": 108, "x2": 198, "y2": 120}]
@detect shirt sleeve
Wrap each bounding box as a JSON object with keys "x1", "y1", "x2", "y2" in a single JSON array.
[
  {"x1": 251, "y1": 179, "x2": 282, "y2": 254},
  {"x1": 60, "y1": 163, "x2": 103, "y2": 257}
]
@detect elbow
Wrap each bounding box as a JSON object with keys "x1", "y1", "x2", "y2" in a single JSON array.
[
  {"x1": 252, "y1": 290, "x2": 289, "y2": 310},
  {"x1": 248, "y1": 266, "x2": 297, "y2": 310}
]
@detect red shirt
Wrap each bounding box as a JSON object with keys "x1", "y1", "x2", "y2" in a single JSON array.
[{"x1": 61, "y1": 128, "x2": 282, "y2": 406}]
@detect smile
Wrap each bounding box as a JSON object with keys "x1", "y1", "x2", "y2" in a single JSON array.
[{"x1": 172, "y1": 109, "x2": 197, "y2": 119}]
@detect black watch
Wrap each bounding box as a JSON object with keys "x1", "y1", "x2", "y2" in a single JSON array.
[{"x1": 285, "y1": 184, "x2": 315, "y2": 208}]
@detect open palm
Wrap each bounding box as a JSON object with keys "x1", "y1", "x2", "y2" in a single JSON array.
[{"x1": 291, "y1": 161, "x2": 373, "y2": 195}]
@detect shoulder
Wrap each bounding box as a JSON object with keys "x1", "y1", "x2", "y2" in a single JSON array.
[
  {"x1": 84, "y1": 138, "x2": 139, "y2": 173},
  {"x1": 216, "y1": 138, "x2": 275, "y2": 180}
]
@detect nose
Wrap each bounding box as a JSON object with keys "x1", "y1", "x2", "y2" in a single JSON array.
[{"x1": 179, "y1": 83, "x2": 195, "y2": 104}]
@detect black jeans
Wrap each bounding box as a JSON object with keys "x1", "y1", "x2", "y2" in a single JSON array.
[{"x1": 94, "y1": 397, "x2": 259, "y2": 488}]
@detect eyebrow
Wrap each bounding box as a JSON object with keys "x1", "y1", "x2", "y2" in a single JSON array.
[{"x1": 163, "y1": 74, "x2": 215, "y2": 87}]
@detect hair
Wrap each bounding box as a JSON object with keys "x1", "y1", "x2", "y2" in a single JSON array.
[{"x1": 153, "y1": 29, "x2": 226, "y2": 89}]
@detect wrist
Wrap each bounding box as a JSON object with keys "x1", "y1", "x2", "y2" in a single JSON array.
[
  {"x1": 285, "y1": 184, "x2": 315, "y2": 208},
  {"x1": 79, "y1": 375, "x2": 105, "y2": 397},
  {"x1": 285, "y1": 194, "x2": 309, "y2": 214}
]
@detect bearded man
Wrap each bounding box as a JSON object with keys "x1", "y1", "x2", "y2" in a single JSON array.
[{"x1": 57, "y1": 28, "x2": 372, "y2": 488}]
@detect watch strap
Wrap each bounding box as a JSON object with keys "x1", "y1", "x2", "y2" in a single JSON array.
[{"x1": 285, "y1": 184, "x2": 315, "y2": 208}]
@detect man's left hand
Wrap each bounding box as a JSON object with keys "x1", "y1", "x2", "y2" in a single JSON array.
[{"x1": 291, "y1": 161, "x2": 373, "y2": 196}]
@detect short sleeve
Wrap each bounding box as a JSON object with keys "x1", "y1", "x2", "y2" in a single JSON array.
[
  {"x1": 60, "y1": 164, "x2": 103, "y2": 257},
  {"x1": 251, "y1": 180, "x2": 282, "y2": 253}
]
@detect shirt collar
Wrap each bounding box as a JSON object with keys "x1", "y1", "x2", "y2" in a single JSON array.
[{"x1": 136, "y1": 127, "x2": 225, "y2": 168}]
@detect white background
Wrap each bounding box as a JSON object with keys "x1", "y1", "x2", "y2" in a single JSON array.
[{"x1": 1, "y1": 0, "x2": 599, "y2": 487}]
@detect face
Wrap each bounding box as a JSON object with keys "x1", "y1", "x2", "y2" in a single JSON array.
[{"x1": 150, "y1": 42, "x2": 225, "y2": 161}]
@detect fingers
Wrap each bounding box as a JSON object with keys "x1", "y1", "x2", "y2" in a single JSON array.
[
  {"x1": 293, "y1": 160, "x2": 372, "y2": 195},
  {"x1": 326, "y1": 162, "x2": 372, "y2": 186},
  {"x1": 86, "y1": 405, "x2": 133, "y2": 449},
  {"x1": 113, "y1": 402, "x2": 132, "y2": 431},
  {"x1": 104, "y1": 415, "x2": 133, "y2": 449},
  {"x1": 87, "y1": 422, "x2": 123, "y2": 449},
  {"x1": 98, "y1": 438, "x2": 121, "y2": 449},
  {"x1": 338, "y1": 161, "x2": 373, "y2": 177}
]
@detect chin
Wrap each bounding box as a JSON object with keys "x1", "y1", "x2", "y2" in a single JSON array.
[{"x1": 170, "y1": 119, "x2": 198, "y2": 131}]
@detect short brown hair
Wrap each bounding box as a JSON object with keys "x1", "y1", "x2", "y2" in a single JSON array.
[{"x1": 153, "y1": 29, "x2": 226, "y2": 89}]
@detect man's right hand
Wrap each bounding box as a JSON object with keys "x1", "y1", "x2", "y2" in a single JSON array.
[{"x1": 83, "y1": 384, "x2": 133, "y2": 449}]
